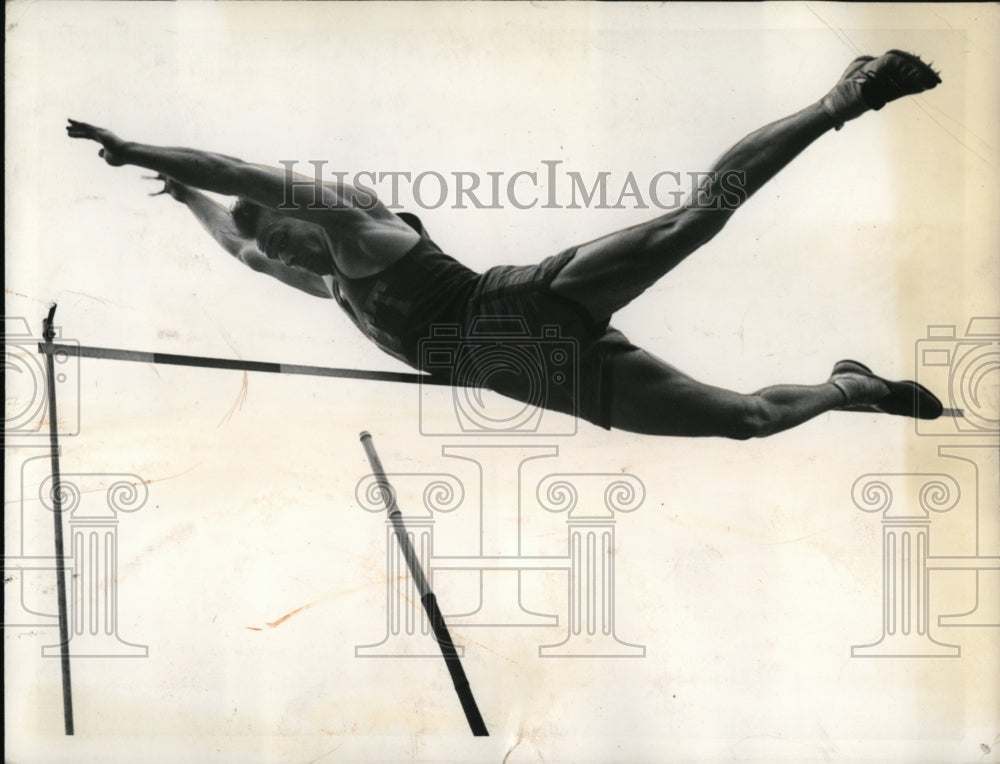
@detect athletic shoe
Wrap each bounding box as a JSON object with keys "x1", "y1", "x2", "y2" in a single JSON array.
[
  {"x1": 821, "y1": 50, "x2": 942, "y2": 130},
  {"x1": 830, "y1": 359, "x2": 943, "y2": 419}
]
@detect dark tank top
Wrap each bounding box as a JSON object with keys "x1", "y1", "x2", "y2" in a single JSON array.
[{"x1": 330, "y1": 213, "x2": 480, "y2": 367}]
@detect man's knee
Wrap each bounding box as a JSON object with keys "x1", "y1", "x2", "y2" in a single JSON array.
[{"x1": 724, "y1": 395, "x2": 776, "y2": 440}]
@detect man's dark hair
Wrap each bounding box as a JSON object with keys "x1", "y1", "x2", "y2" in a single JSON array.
[{"x1": 230, "y1": 198, "x2": 266, "y2": 239}]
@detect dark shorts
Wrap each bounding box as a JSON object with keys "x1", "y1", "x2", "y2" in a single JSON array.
[{"x1": 454, "y1": 247, "x2": 639, "y2": 430}]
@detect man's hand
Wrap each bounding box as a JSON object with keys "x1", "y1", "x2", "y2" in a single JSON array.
[
  {"x1": 145, "y1": 173, "x2": 191, "y2": 203},
  {"x1": 66, "y1": 119, "x2": 129, "y2": 166}
]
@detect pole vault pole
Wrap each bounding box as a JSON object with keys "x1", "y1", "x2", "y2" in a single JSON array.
[
  {"x1": 42, "y1": 305, "x2": 74, "y2": 735},
  {"x1": 359, "y1": 431, "x2": 489, "y2": 737}
]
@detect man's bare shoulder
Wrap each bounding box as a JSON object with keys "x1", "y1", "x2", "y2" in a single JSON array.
[{"x1": 317, "y1": 202, "x2": 422, "y2": 277}]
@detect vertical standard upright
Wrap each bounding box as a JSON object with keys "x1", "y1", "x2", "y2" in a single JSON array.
[
  {"x1": 359, "y1": 431, "x2": 489, "y2": 737},
  {"x1": 43, "y1": 304, "x2": 74, "y2": 735}
]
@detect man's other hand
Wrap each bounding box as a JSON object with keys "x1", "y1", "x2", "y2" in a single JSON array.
[{"x1": 66, "y1": 119, "x2": 129, "y2": 166}]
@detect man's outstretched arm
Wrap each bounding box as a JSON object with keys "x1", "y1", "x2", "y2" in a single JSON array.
[
  {"x1": 66, "y1": 119, "x2": 375, "y2": 221},
  {"x1": 153, "y1": 175, "x2": 332, "y2": 299}
]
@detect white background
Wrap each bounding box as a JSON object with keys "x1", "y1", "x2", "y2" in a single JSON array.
[{"x1": 5, "y1": 3, "x2": 999, "y2": 762}]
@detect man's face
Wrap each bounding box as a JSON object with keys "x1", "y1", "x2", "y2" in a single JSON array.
[{"x1": 255, "y1": 212, "x2": 332, "y2": 275}]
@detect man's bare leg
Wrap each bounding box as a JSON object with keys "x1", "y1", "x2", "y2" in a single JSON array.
[
  {"x1": 550, "y1": 51, "x2": 941, "y2": 322},
  {"x1": 606, "y1": 349, "x2": 891, "y2": 439}
]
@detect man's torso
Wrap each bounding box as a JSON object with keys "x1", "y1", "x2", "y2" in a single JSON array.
[{"x1": 321, "y1": 213, "x2": 482, "y2": 366}]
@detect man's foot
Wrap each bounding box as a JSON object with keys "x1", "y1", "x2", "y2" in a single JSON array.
[
  {"x1": 829, "y1": 359, "x2": 944, "y2": 419},
  {"x1": 821, "y1": 50, "x2": 942, "y2": 130}
]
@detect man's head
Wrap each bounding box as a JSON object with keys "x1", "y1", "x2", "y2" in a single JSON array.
[{"x1": 231, "y1": 198, "x2": 332, "y2": 275}]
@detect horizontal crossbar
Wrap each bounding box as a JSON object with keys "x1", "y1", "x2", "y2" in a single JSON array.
[{"x1": 38, "y1": 342, "x2": 452, "y2": 386}]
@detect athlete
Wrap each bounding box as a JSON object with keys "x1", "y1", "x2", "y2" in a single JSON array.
[{"x1": 67, "y1": 50, "x2": 945, "y2": 438}]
